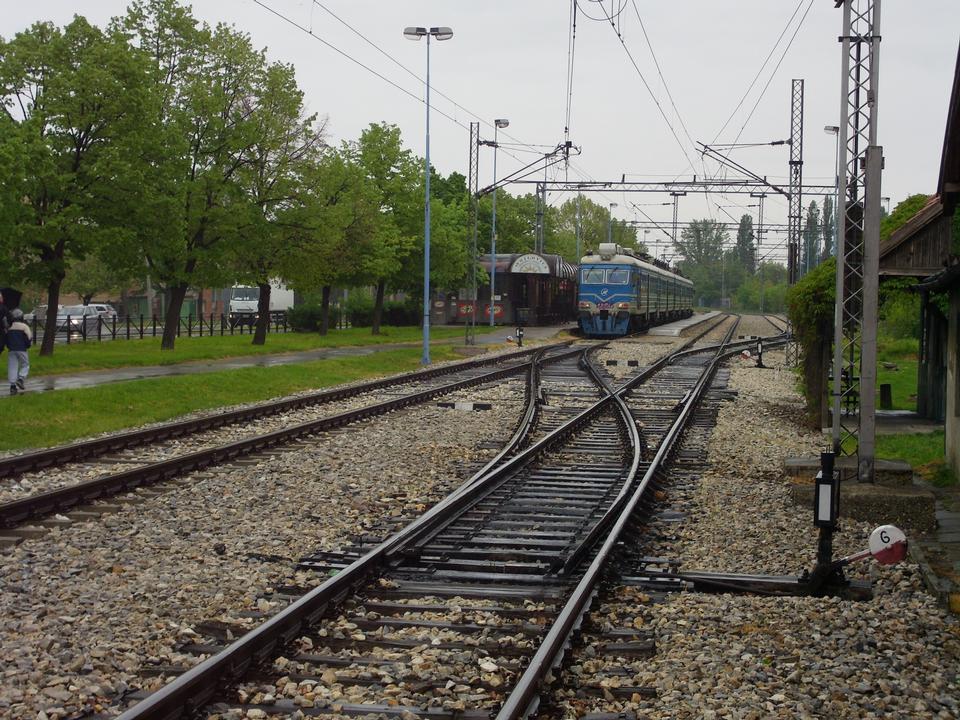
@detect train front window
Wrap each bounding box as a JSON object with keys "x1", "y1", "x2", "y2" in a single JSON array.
[
  {"x1": 606, "y1": 269, "x2": 630, "y2": 284},
  {"x1": 581, "y1": 268, "x2": 605, "y2": 284}
]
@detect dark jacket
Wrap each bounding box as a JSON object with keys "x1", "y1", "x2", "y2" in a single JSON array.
[{"x1": 6, "y1": 321, "x2": 32, "y2": 352}]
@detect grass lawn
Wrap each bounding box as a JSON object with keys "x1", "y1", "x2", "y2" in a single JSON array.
[
  {"x1": 3, "y1": 345, "x2": 462, "y2": 452},
  {"x1": 27, "y1": 325, "x2": 495, "y2": 377},
  {"x1": 876, "y1": 335, "x2": 919, "y2": 411},
  {"x1": 876, "y1": 430, "x2": 955, "y2": 487}
]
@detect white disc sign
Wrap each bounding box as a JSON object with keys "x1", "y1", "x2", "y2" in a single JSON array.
[{"x1": 868, "y1": 525, "x2": 908, "y2": 565}]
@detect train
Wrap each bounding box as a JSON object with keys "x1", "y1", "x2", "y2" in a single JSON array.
[{"x1": 578, "y1": 243, "x2": 694, "y2": 337}]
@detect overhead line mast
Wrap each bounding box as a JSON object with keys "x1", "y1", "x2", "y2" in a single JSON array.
[{"x1": 832, "y1": 0, "x2": 883, "y2": 483}]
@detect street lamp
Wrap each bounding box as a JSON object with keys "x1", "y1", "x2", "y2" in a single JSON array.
[
  {"x1": 607, "y1": 203, "x2": 618, "y2": 244},
  {"x1": 489, "y1": 117, "x2": 509, "y2": 327},
  {"x1": 404, "y1": 25, "x2": 454, "y2": 364},
  {"x1": 824, "y1": 125, "x2": 840, "y2": 258}
]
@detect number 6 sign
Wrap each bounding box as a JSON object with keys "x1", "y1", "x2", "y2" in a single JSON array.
[{"x1": 868, "y1": 524, "x2": 908, "y2": 565}]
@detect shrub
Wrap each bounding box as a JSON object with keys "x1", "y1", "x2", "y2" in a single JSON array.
[
  {"x1": 786, "y1": 257, "x2": 836, "y2": 425},
  {"x1": 287, "y1": 304, "x2": 323, "y2": 332}
]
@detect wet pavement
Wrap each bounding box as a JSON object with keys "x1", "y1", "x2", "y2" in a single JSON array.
[{"x1": 11, "y1": 325, "x2": 576, "y2": 396}]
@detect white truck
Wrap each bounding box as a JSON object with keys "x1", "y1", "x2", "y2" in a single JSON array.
[{"x1": 228, "y1": 281, "x2": 295, "y2": 327}]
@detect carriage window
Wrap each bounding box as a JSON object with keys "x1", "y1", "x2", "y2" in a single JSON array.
[
  {"x1": 581, "y1": 268, "x2": 605, "y2": 284},
  {"x1": 606, "y1": 269, "x2": 630, "y2": 284}
]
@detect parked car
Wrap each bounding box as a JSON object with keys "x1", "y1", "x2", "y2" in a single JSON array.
[
  {"x1": 90, "y1": 303, "x2": 119, "y2": 321},
  {"x1": 56, "y1": 305, "x2": 101, "y2": 333}
]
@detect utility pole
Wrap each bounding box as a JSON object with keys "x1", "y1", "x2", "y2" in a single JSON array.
[
  {"x1": 787, "y1": 79, "x2": 805, "y2": 285},
  {"x1": 466, "y1": 121, "x2": 480, "y2": 346},
  {"x1": 575, "y1": 193, "x2": 582, "y2": 261},
  {"x1": 832, "y1": 0, "x2": 883, "y2": 484},
  {"x1": 752, "y1": 192, "x2": 767, "y2": 312},
  {"x1": 670, "y1": 191, "x2": 686, "y2": 244}
]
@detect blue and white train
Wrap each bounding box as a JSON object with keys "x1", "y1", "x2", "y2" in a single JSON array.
[{"x1": 578, "y1": 243, "x2": 694, "y2": 337}]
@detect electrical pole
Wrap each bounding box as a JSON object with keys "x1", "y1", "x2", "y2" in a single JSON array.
[
  {"x1": 670, "y1": 191, "x2": 686, "y2": 245},
  {"x1": 832, "y1": 0, "x2": 883, "y2": 485},
  {"x1": 466, "y1": 121, "x2": 480, "y2": 345},
  {"x1": 752, "y1": 192, "x2": 767, "y2": 313},
  {"x1": 575, "y1": 193, "x2": 582, "y2": 261}
]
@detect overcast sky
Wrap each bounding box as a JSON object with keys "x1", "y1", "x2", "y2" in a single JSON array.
[{"x1": 3, "y1": 1, "x2": 958, "y2": 262}]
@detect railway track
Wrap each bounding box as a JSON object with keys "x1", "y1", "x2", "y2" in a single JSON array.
[
  {"x1": 111, "y1": 317, "x2": 793, "y2": 720},
  {"x1": 0, "y1": 345, "x2": 562, "y2": 482},
  {"x1": 0, "y1": 344, "x2": 583, "y2": 531}
]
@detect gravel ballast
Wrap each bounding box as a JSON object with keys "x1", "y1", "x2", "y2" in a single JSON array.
[
  {"x1": 557, "y1": 347, "x2": 960, "y2": 719},
  {"x1": 0, "y1": 379, "x2": 527, "y2": 720}
]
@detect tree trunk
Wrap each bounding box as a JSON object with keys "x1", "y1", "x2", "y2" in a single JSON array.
[
  {"x1": 161, "y1": 283, "x2": 189, "y2": 350},
  {"x1": 803, "y1": 318, "x2": 833, "y2": 428},
  {"x1": 372, "y1": 281, "x2": 385, "y2": 335},
  {"x1": 39, "y1": 276, "x2": 64, "y2": 357},
  {"x1": 319, "y1": 285, "x2": 331, "y2": 336},
  {"x1": 252, "y1": 282, "x2": 271, "y2": 346}
]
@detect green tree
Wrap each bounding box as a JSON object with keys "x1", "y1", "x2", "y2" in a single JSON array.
[
  {"x1": 0, "y1": 17, "x2": 151, "y2": 355},
  {"x1": 230, "y1": 60, "x2": 324, "y2": 344},
  {"x1": 674, "y1": 218, "x2": 725, "y2": 266},
  {"x1": 821, "y1": 194, "x2": 835, "y2": 258},
  {"x1": 802, "y1": 200, "x2": 821, "y2": 275},
  {"x1": 121, "y1": 0, "x2": 272, "y2": 350},
  {"x1": 62, "y1": 254, "x2": 128, "y2": 306},
  {"x1": 735, "y1": 214, "x2": 756, "y2": 274},
  {"x1": 346, "y1": 122, "x2": 421, "y2": 334}
]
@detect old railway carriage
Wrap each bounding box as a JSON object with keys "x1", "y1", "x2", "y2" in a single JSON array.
[{"x1": 578, "y1": 243, "x2": 694, "y2": 337}]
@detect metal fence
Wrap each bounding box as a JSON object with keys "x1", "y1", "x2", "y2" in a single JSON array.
[{"x1": 30, "y1": 311, "x2": 290, "y2": 344}]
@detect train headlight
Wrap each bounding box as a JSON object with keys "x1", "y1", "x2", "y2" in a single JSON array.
[
  {"x1": 615, "y1": 302, "x2": 630, "y2": 310},
  {"x1": 578, "y1": 301, "x2": 592, "y2": 310}
]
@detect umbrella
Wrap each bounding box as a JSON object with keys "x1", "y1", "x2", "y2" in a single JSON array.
[{"x1": 0, "y1": 287, "x2": 22, "y2": 309}]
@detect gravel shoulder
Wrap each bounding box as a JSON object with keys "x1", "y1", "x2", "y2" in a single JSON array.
[{"x1": 559, "y1": 348, "x2": 960, "y2": 719}]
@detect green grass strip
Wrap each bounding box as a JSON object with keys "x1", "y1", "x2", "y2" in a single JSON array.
[
  {"x1": 876, "y1": 430, "x2": 954, "y2": 486},
  {"x1": 28, "y1": 326, "x2": 496, "y2": 376},
  {"x1": 2, "y1": 346, "x2": 462, "y2": 452}
]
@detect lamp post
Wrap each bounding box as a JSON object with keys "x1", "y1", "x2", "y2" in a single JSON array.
[
  {"x1": 824, "y1": 125, "x2": 840, "y2": 258},
  {"x1": 607, "y1": 203, "x2": 618, "y2": 244},
  {"x1": 489, "y1": 117, "x2": 509, "y2": 326},
  {"x1": 404, "y1": 25, "x2": 453, "y2": 365}
]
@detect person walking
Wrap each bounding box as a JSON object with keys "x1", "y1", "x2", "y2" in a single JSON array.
[{"x1": 6, "y1": 309, "x2": 32, "y2": 395}]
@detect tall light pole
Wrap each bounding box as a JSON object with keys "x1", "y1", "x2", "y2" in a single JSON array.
[
  {"x1": 607, "y1": 203, "x2": 618, "y2": 244},
  {"x1": 404, "y1": 25, "x2": 453, "y2": 364},
  {"x1": 489, "y1": 117, "x2": 509, "y2": 326},
  {"x1": 824, "y1": 125, "x2": 840, "y2": 258}
]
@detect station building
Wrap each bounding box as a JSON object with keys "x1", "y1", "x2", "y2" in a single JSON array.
[{"x1": 879, "y1": 40, "x2": 960, "y2": 472}]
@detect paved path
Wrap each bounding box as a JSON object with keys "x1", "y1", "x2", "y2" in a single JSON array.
[{"x1": 14, "y1": 325, "x2": 576, "y2": 395}]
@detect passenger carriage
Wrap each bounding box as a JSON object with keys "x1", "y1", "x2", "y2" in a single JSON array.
[{"x1": 578, "y1": 243, "x2": 694, "y2": 337}]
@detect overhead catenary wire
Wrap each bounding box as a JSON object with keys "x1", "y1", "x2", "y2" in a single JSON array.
[{"x1": 250, "y1": 0, "x2": 543, "y2": 169}]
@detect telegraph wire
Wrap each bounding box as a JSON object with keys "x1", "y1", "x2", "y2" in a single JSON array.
[
  {"x1": 731, "y1": 0, "x2": 815, "y2": 144},
  {"x1": 593, "y1": 2, "x2": 698, "y2": 175}
]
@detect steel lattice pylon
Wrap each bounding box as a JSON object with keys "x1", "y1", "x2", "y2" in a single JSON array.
[
  {"x1": 788, "y1": 79, "x2": 805, "y2": 285},
  {"x1": 784, "y1": 79, "x2": 805, "y2": 367},
  {"x1": 832, "y1": 0, "x2": 882, "y2": 483},
  {"x1": 466, "y1": 122, "x2": 480, "y2": 345}
]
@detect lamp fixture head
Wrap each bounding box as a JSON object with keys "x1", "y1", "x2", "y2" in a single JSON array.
[
  {"x1": 403, "y1": 26, "x2": 426, "y2": 40},
  {"x1": 495, "y1": 118, "x2": 509, "y2": 129},
  {"x1": 824, "y1": 125, "x2": 840, "y2": 135}
]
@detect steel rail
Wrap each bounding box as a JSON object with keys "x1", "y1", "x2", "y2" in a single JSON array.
[
  {"x1": 0, "y1": 347, "x2": 581, "y2": 529},
  {"x1": 0, "y1": 344, "x2": 566, "y2": 480},
  {"x1": 497, "y1": 317, "x2": 742, "y2": 720},
  {"x1": 114, "y1": 346, "x2": 622, "y2": 720},
  {"x1": 114, "y1": 321, "x2": 773, "y2": 720}
]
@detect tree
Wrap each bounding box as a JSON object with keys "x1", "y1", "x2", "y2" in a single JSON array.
[
  {"x1": 346, "y1": 122, "x2": 421, "y2": 334},
  {"x1": 802, "y1": 200, "x2": 821, "y2": 275},
  {"x1": 735, "y1": 214, "x2": 756, "y2": 274},
  {"x1": 821, "y1": 194, "x2": 835, "y2": 258},
  {"x1": 230, "y1": 60, "x2": 325, "y2": 345},
  {"x1": 121, "y1": 0, "x2": 273, "y2": 350},
  {"x1": 62, "y1": 255, "x2": 127, "y2": 306},
  {"x1": 0, "y1": 17, "x2": 152, "y2": 355},
  {"x1": 281, "y1": 148, "x2": 380, "y2": 335},
  {"x1": 674, "y1": 219, "x2": 725, "y2": 266}
]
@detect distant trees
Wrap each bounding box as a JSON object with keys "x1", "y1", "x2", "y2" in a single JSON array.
[{"x1": 735, "y1": 214, "x2": 756, "y2": 274}]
